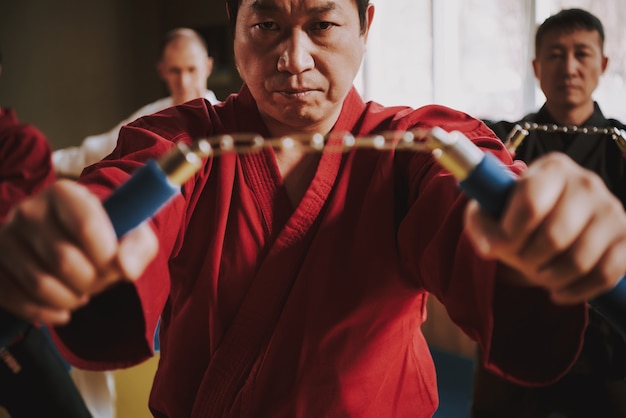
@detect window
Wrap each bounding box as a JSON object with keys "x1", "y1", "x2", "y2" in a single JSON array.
[
  {"x1": 357, "y1": 0, "x2": 432, "y2": 109},
  {"x1": 360, "y1": 0, "x2": 626, "y2": 122}
]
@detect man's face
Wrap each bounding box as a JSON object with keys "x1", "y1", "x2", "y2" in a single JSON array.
[
  {"x1": 533, "y1": 28, "x2": 608, "y2": 111},
  {"x1": 158, "y1": 39, "x2": 214, "y2": 105},
  {"x1": 233, "y1": 0, "x2": 373, "y2": 136}
]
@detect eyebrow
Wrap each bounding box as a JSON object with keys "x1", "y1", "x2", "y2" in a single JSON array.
[
  {"x1": 546, "y1": 42, "x2": 595, "y2": 51},
  {"x1": 250, "y1": 0, "x2": 338, "y2": 15}
]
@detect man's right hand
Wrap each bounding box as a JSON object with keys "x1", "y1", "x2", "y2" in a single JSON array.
[{"x1": 0, "y1": 180, "x2": 158, "y2": 326}]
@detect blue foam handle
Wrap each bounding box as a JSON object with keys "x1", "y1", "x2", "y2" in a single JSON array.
[
  {"x1": 0, "y1": 159, "x2": 179, "y2": 347},
  {"x1": 460, "y1": 152, "x2": 626, "y2": 338},
  {"x1": 103, "y1": 159, "x2": 180, "y2": 237}
]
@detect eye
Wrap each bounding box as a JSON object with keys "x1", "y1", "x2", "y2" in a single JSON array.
[
  {"x1": 255, "y1": 21, "x2": 279, "y2": 31},
  {"x1": 311, "y1": 21, "x2": 336, "y2": 31}
]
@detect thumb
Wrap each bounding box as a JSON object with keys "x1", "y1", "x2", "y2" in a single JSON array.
[
  {"x1": 116, "y1": 222, "x2": 159, "y2": 280},
  {"x1": 463, "y1": 200, "x2": 502, "y2": 258},
  {"x1": 92, "y1": 222, "x2": 159, "y2": 294}
]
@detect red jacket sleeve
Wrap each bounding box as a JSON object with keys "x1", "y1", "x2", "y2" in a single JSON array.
[{"x1": 0, "y1": 121, "x2": 55, "y2": 223}]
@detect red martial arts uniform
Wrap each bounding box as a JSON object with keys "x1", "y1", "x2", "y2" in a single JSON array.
[
  {"x1": 0, "y1": 107, "x2": 54, "y2": 223},
  {"x1": 52, "y1": 86, "x2": 587, "y2": 418}
]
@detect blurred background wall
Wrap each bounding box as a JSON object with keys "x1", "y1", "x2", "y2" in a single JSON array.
[{"x1": 0, "y1": 0, "x2": 241, "y2": 151}]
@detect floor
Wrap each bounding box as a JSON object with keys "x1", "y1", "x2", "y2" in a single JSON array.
[{"x1": 431, "y1": 348, "x2": 476, "y2": 418}]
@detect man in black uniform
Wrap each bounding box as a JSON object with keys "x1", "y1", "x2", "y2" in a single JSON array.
[{"x1": 474, "y1": 8, "x2": 626, "y2": 418}]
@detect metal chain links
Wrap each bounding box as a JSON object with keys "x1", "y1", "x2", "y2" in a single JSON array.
[
  {"x1": 191, "y1": 130, "x2": 434, "y2": 158},
  {"x1": 165, "y1": 127, "x2": 474, "y2": 185},
  {"x1": 504, "y1": 122, "x2": 626, "y2": 154}
]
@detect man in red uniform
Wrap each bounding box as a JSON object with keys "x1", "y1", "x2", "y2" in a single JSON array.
[{"x1": 0, "y1": 1, "x2": 625, "y2": 417}]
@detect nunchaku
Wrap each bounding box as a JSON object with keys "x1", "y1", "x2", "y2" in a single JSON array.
[{"x1": 1, "y1": 127, "x2": 625, "y2": 348}]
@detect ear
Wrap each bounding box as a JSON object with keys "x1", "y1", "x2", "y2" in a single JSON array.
[
  {"x1": 206, "y1": 56, "x2": 214, "y2": 75},
  {"x1": 601, "y1": 55, "x2": 609, "y2": 74},
  {"x1": 362, "y1": 4, "x2": 375, "y2": 40},
  {"x1": 532, "y1": 58, "x2": 540, "y2": 79}
]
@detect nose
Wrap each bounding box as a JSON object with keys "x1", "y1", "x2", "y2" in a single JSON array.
[
  {"x1": 180, "y1": 71, "x2": 193, "y2": 89},
  {"x1": 277, "y1": 31, "x2": 315, "y2": 74},
  {"x1": 564, "y1": 52, "x2": 579, "y2": 75}
]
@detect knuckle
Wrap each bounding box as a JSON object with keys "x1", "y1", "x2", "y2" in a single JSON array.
[
  {"x1": 576, "y1": 169, "x2": 604, "y2": 193},
  {"x1": 56, "y1": 245, "x2": 96, "y2": 284},
  {"x1": 604, "y1": 195, "x2": 626, "y2": 220},
  {"x1": 509, "y1": 178, "x2": 537, "y2": 215},
  {"x1": 538, "y1": 151, "x2": 571, "y2": 170},
  {"x1": 9, "y1": 199, "x2": 41, "y2": 226}
]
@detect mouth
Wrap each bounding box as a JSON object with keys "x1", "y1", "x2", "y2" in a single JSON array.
[
  {"x1": 555, "y1": 85, "x2": 581, "y2": 96},
  {"x1": 272, "y1": 89, "x2": 321, "y2": 105},
  {"x1": 560, "y1": 82, "x2": 580, "y2": 90},
  {"x1": 276, "y1": 89, "x2": 316, "y2": 98}
]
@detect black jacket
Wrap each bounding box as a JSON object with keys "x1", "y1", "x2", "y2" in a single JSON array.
[{"x1": 485, "y1": 102, "x2": 626, "y2": 208}]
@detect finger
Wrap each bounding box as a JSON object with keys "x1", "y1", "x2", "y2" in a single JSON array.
[
  {"x1": 0, "y1": 238, "x2": 89, "y2": 312},
  {"x1": 7, "y1": 184, "x2": 103, "y2": 295},
  {"x1": 550, "y1": 269, "x2": 624, "y2": 306},
  {"x1": 550, "y1": 219, "x2": 626, "y2": 305},
  {"x1": 15, "y1": 222, "x2": 100, "y2": 296},
  {"x1": 535, "y1": 201, "x2": 622, "y2": 289},
  {"x1": 463, "y1": 200, "x2": 534, "y2": 276},
  {"x1": 463, "y1": 200, "x2": 502, "y2": 258},
  {"x1": 0, "y1": 265, "x2": 75, "y2": 326},
  {"x1": 0, "y1": 290, "x2": 72, "y2": 326},
  {"x1": 51, "y1": 180, "x2": 119, "y2": 271},
  {"x1": 88, "y1": 222, "x2": 159, "y2": 295},
  {"x1": 498, "y1": 154, "x2": 569, "y2": 253},
  {"x1": 116, "y1": 222, "x2": 159, "y2": 280},
  {"x1": 516, "y1": 170, "x2": 602, "y2": 272}
]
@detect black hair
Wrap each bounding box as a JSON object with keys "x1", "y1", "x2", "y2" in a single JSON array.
[
  {"x1": 226, "y1": 0, "x2": 371, "y2": 36},
  {"x1": 535, "y1": 8, "x2": 605, "y2": 53}
]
